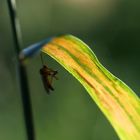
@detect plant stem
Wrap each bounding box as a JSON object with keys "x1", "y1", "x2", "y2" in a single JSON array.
[{"x1": 7, "y1": 0, "x2": 35, "y2": 140}]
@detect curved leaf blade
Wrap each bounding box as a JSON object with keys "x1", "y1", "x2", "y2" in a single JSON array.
[{"x1": 41, "y1": 35, "x2": 140, "y2": 140}]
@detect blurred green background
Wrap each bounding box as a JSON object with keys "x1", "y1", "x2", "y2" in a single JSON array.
[{"x1": 0, "y1": 0, "x2": 140, "y2": 140}]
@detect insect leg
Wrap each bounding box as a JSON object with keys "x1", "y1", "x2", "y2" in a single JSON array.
[{"x1": 40, "y1": 52, "x2": 45, "y2": 65}]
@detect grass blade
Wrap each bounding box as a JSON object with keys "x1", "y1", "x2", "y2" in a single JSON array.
[{"x1": 41, "y1": 35, "x2": 140, "y2": 140}]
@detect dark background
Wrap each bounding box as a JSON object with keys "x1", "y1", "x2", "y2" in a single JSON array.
[{"x1": 0, "y1": 0, "x2": 140, "y2": 140}]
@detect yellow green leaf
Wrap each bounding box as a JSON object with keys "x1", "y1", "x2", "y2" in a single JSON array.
[{"x1": 41, "y1": 34, "x2": 140, "y2": 140}]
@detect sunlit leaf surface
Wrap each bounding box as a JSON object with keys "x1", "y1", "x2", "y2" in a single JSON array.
[{"x1": 41, "y1": 35, "x2": 140, "y2": 140}]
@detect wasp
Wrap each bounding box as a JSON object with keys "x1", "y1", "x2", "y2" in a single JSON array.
[{"x1": 40, "y1": 53, "x2": 58, "y2": 94}]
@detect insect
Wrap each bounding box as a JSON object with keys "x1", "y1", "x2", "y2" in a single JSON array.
[{"x1": 40, "y1": 53, "x2": 58, "y2": 94}]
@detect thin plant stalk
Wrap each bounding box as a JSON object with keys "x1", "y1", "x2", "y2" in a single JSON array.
[{"x1": 7, "y1": 0, "x2": 35, "y2": 140}]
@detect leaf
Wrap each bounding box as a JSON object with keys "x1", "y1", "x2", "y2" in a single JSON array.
[{"x1": 40, "y1": 35, "x2": 140, "y2": 140}]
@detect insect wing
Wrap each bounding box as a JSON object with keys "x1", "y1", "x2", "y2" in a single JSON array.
[{"x1": 41, "y1": 75, "x2": 50, "y2": 94}]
